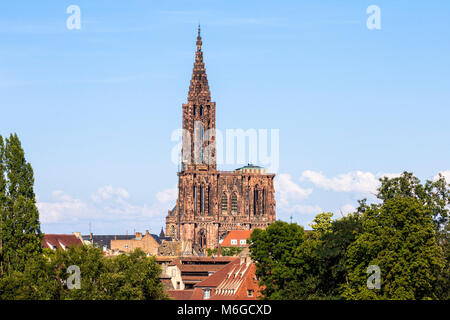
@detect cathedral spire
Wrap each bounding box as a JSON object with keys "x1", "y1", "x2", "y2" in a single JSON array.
[{"x1": 188, "y1": 25, "x2": 211, "y2": 104}]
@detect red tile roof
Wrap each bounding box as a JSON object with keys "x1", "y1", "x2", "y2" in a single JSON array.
[
  {"x1": 221, "y1": 230, "x2": 253, "y2": 247},
  {"x1": 42, "y1": 234, "x2": 82, "y2": 250},
  {"x1": 192, "y1": 257, "x2": 262, "y2": 300},
  {"x1": 168, "y1": 290, "x2": 194, "y2": 300}
]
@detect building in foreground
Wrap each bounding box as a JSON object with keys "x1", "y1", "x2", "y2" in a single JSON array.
[
  {"x1": 165, "y1": 27, "x2": 276, "y2": 253},
  {"x1": 167, "y1": 256, "x2": 261, "y2": 300},
  {"x1": 42, "y1": 234, "x2": 82, "y2": 250}
]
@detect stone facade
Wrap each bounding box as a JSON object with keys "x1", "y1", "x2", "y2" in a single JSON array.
[
  {"x1": 110, "y1": 231, "x2": 160, "y2": 255},
  {"x1": 165, "y1": 27, "x2": 276, "y2": 252}
]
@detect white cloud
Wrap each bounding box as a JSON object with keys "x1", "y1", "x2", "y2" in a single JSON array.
[
  {"x1": 91, "y1": 185, "x2": 130, "y2": 202},
  {"x1": 275, "y1": 173, "x2": 313, "y2": 207},
  {"x1": 300, "y1": 170, "x2": 400, "y2": 195},
  {"x1": 274, "y1": 173, "x2": 318, "y2": 218},
  {"x1": 156, "y1": 186, "x2": 178, "y2": 204},
  {"x1": 37, "y1": 191, "x2": 91, "y2": 223},
  {"x1": 38, "y1": 185, "x2": 174, "y2": 225},
  {"x1": 286, "y1": 204, "x2": 322, "y2": 215}
]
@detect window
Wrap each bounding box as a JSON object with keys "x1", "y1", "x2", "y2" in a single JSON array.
[
  {"x1": 177, "y1": 281, "x2": 181, "y2": 290},
  {"x1": 193, "y1": 186, "x2": 197, "y2": 214},
  {"x1": 231, "y1": 239, "x2": 237, "y2": 245},
  {"x1": 231, "y1": 193, "x2": 238, "y2": 215},
  {"x1": 125, "y1": 245, "x2": 128, "y2": 249},
  {"x1": 221, "y1": 193, "x2": 228, "y2": 214},
  {"x1": 240, "y1": 239, "x2": 246, "y2": 245},
  {"x1": 193, "y1": 105, "x2": 196, "y2": 115},
  {"x1": 247, "y1": 290, "x2": 254, "y2": 297},
  {"x1": 254, "y1": 189, "x2": 259, "y2": 215},
  {"x1": 200, "y1": 106, "x2": 204, "y2": 116},
  {"x1": 200, "y1": 186, "x2": 204, "y2": 213},
  {"x1": 203, "y1": 289, "x2": 211, "y2": 299},
  {"x1": 207, "y1": 187, "x2": 211, "y2": 215},
  {"x1": 262, "y1": 189, "x2": 266, "y2": 215}
]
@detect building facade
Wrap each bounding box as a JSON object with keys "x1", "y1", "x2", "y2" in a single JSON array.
[{"x1": 165, "y1": 27, "x2": 276, "y2": 251}]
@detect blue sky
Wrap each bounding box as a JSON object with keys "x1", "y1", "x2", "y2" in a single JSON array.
[{"x1": 0, "y1": 1, "x2": 449, "y2": 235}]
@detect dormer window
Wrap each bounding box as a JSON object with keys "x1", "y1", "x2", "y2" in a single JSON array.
[{"x1": 203, "y1": 289, "x2": 211, "y2": 299}]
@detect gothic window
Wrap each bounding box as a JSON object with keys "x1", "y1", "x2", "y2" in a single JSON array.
[
  {"x1": 248, "y1": 188, "x2": 251, "y2": 215},
  {"x1": 200, "y1": 126, "x2": 204, "y2": 163},
  {"x1": 253, "y1": 189, "x2": 259, "y2": 215},
  {"x1": 207, "y1": 187, "x2": 212, "y2": 215},
  {"x1": 231, "y1": 192, "x2": 238, "y2": 215},
  {"x1": 200, "y1": 186, "x2": 205, "y2": 214},
  {"x1": 200, "y1": 106, "x2": 204, "y2": 116},
  {"x1": 262, "y1": 188, "x2": 266, "y2": 215},
  {"x1": 193, "y1": 105, "x2": 196, "y2": 115},
  {"x1": 171, "y1": 225, "x2": 175, "y2": 236},
  {"x1": 221, "y1": 192, "x2": 228, "y2": 214},
  {"x1": 193, "y1": 186, "x2": 197, "y2": 214}
]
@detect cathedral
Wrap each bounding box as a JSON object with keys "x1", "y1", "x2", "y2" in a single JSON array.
[{"x1": 165, "y1": 27, "x2": 276, "y2": 252}]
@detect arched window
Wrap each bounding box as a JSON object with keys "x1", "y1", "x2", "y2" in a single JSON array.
[
  {"x1": 231, "y1": 193, "x2": 238, "y2": 215},
  {"x1": 171, "y1": 225, "x2": 175, "y2": 236},
  {"x1": 200, "y1": 126, "x2": 204, "y2": 163},
  {"x1": 193, "y1": 105, "x2": 196, "y2": 116},
  {"x1": 221, "y1": 193, "x2": 228, "y2": 214},
  {"x1": 207, "y1": 187, "x2": 212, "y2": 215},
  {"x1": 200, "y1": 106, "x2": 204, "y2": 116},
  {"x1": 200, "y1": 186, "x2": 205, "y2": 214},
  {"x1": 262, "y1": 189, "x2": 266, "y2": 215},
  {"x1": 193, "y1": 186, "x2": 197, "y2": 214},
  {"x1": 253, "y1": 189, "x2": 259, "y2": 215},
  {"x1": 248, "y1": 188, "x2": 251, "y2": 215}
]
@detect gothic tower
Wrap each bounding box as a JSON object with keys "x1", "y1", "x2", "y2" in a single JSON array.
[
  {"x1": 165, "y1": 27, "x2": 276, "y2": 254},
  {"x1": 182, "y1": 26, "x2": 216, "y2": 171}
]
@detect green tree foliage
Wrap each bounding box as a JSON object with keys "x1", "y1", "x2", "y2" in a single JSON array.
[
  {"x1": 206, "y1": 246, "x2": 244, "y2": 257},
  {"x1": 56, "y1": 246, "x2": 167, "y2": 300},
  {"x1": 377, "y1": 171, "x2": 449, "y2": 231},
  {"x1": 317, "y1": 213, "x2": 363, "y2": 298},
  {"x1": 0, "y1": 245, "x2": 168, "y2": 300},
  {"x1": 0, "y1": 134, "x2": 42, "y2": 275},
  {"x1": 249, "y1": 172, "x2": 449, "y2": 300},
  {"x1": 341, "y1": 197, "x2": 445, "y2": 299},
  {"x1": 249, "y1": 221, "x2": 314, "y2": 299}
]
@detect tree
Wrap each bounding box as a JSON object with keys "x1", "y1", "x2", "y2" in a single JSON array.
[
  {"x1": 0, "y1": 134, "x2": 42, "y2": 275},
  {"x1": 249, "y1": 221, "x2": 310, "y2": 299},
  {"x1": 377, "y1": 171, "x2": 450, "y2": 231},
  {"x1": 0, "y1": 251, "x2": 61, "y2": 299},
  {"x1": 317, "y1": 212, "x2": 363, "y2": 299},
  {"x1": 54, "y1": 245, "x2": 168, "y2": 300},
  {"x1": 0, "y1": 136, "x2": 6, "y2": 275},
  {"x1": 341, "y1": 197, "x2": 445, "y2": 300}
]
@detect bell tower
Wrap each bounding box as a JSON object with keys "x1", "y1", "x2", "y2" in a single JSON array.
[{"x1": 181, "y1": 25, "x2": 216, "y2": 171}]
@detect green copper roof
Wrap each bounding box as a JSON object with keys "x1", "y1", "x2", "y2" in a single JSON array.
[{"x1": 235, "y1": 163, "x2": 264, "y2": 171}]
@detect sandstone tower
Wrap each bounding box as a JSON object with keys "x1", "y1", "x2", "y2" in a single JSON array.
[{"x1": 165, "y1": 27, "x2": 276, "y2": 253}]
